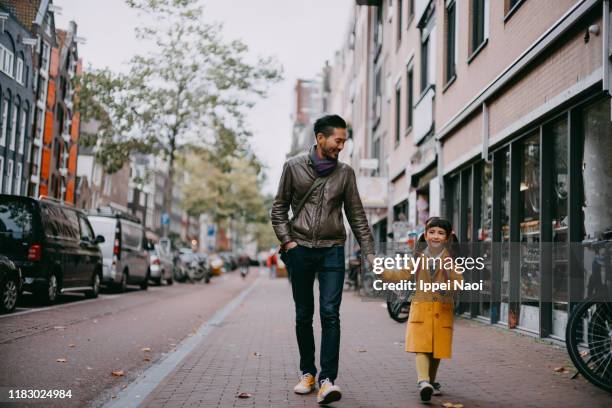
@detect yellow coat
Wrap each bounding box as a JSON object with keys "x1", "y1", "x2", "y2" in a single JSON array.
[{"x1": 382, "y1": 249, "x2": 463, "y2": 359}]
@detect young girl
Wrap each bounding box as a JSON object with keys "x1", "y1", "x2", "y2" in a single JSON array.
[{"x1": 382, "y1": 217, "x2": 463, "y2": 403}]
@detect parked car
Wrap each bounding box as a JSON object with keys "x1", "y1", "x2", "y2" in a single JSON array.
[
  {"x1": 0, "y1": 255, "x2": 22, "y2": 313},
  {"x1": 148, "y1": 244, "x2": 174, "y2": 285},
  {"x1": 0, "y1": 195, "x2": 104, "y2": 305},
  {"x1": 87, "y1": 207, "x2": 150, "y2": 292}
]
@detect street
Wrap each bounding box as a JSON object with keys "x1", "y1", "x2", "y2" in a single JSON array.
[
  {"x1": 1, "y1": 268, "x2": 610, "y2": 408},
  {"x1": 0, "y1": 271, "x2": 257, "y2": 407}
]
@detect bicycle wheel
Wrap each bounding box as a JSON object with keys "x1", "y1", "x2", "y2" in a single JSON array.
[{"x1": 566, "y1": 300, "x2": 612, "y2": 393}]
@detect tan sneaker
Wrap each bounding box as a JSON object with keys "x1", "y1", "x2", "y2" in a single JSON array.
[
  {"x1": 317, "y1": 378, "x2": 342, "y2": 405},
  {"x1": 293, "y1": 373, "x2": 316, "y2": 394}
]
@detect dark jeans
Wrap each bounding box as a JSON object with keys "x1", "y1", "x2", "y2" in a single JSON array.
[{"x1": 287, "y1": 244, "x2": 345, "y2": 383}]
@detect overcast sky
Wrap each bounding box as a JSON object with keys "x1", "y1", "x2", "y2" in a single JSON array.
[{"x1": 54, "y1": 0, "x2": 353, "y2": 195}]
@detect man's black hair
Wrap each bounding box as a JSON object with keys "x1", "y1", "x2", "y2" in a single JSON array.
[{"x1": 313, "y1": 114, "x2": 347, "y2": 138}]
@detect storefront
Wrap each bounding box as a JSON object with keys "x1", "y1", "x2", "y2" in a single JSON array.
[{"x1": 444, "y1": 94, "x2": 612, "y2": 339}]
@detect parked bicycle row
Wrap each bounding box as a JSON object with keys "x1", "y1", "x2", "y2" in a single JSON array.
[{"x1": 0, "y1": 194, "x2": 250, "y2": 314}]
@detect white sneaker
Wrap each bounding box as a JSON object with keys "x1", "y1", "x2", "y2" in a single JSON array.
[
  {"x1": 293, "y1": 373, "x2": 316, "y2": 394},
  {"x1": 317, "y1": 378, "x2": 342, "y2": 405},
  {"x1": 418, "y1": 380, "x2": 434, "y2": 402},
  {"x1": 432, "y1": 382, "x2": 442, "y2": 396}
]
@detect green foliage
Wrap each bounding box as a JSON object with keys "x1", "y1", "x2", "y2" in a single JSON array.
[{"x1": 76, "y1": 0, "x2": 283, "y2": 175}]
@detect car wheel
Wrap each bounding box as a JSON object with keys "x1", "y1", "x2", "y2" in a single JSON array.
[
  {"x1": 85, "y1": 273, "x2": 100, "y2": 299},
  {"x1": 166, "y1": 276, "x2": 173, "y2": 285},
  {"x1": 140, "y1": 270, "x2": 149, "y2": 290},
  {"x1": 152, "y1": 276, "x2": 162, "y2": 286},
  {"x1": 116, "y1": 271, "x2": 128, "y2": 293},
  {"x1": 36, "y1": 273, "x2": 59, "y2": 305},
  {"x1": 1, "y1": 277, "x2": 19, "y2": 313}
]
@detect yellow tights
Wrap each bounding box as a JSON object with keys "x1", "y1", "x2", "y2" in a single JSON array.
[{"x1": 415, "y1": 352, "x2": 440, "y2": 383}]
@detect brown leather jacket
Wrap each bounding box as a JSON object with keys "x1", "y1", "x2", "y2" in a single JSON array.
[{"x1": 271, "y1": 148, "x2": 375, "y2": 256}]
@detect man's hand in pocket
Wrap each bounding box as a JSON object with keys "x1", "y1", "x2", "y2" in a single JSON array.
[{"x1": 284, "y1": 241, "x2": 298, "y2": 251}]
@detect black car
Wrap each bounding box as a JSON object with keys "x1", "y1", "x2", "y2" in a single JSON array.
[
  {"x1": 0, "y1": 195, "x2": 105, "y2": 305},
  {"x1": 0, "y1": 255, "x2": 21, "y2": 313}
]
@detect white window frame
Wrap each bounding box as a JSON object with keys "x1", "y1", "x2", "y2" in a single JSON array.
[
  {"x1": 41, "y1": 42, "x2": 51, "y2": 72},
  {"x1": 0, "y1": 101, "x2": 7, "y2": 147},
  {"x1": 6, "y1": 159, "x2": 13, "y2": 194},
  {"x1": 16, "y1": 57, "x2": 23, "y2": 84},
  {"x1": 0, "y1": 45, "x2": 14, "y2": 78},
  {"x1": 18, "y1": 109, "x2": 26, "y2": 154},
  {"x1": 9, "y1": 104, "x2": 17, "y2": 151},
  {"x1": 15, "y1": 163, "x2": 22, "y2": 195}
]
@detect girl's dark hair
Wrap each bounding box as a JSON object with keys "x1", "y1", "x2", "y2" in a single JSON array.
[{"x1": 414, "y1": 217, "x2": 459, "y2": 256}]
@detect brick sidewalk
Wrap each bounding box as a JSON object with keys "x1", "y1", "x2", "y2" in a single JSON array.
[{"x1": 140, "y1": 275, "x2": 610, "y2": 408}]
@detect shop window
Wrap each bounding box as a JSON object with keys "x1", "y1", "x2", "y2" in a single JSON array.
[
  {"x1": 478, "y1": 161, "x2": 493, "y2": 318},
  {"x1": 519, "y1": 133, "x2": 540, "y2": 332},
  {"x1": 548, "y1": 117, "x2": 569, "y2": 338},
  {"x1": 500, "y1": 149, "x2": 510, "y2": 324},
  {"x1": 581, "y1": 99, "x2": 612, "y2": 241}
]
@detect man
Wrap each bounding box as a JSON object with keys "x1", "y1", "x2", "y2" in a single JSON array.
[{"x1": 271, "y1": 114, "x2": 375, "y2": 405}]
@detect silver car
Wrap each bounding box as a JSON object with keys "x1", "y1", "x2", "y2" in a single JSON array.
[
  {"x1": 148, "y1": 244, "x2": 174, "y2": 285},
  {"x1": 88, "y1": 208, "x2": 150, "y2": 292}
]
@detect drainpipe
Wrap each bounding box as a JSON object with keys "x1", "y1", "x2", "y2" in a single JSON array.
[
  {"x1": 603, "y1": 0, "x2": 610, "y2": 95},
  {"x1": 482, "y1": 102, "x2": 490, "y2": 162}
]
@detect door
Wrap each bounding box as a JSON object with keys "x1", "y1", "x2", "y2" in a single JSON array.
[
  {"x1": 61, "y1": 208, "x2": 88, "y2": 287},
  {"x1": 78, "y1": 213, "x2": 98, "y2": 285}
]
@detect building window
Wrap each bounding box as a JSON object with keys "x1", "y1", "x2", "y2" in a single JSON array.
[
  {"x1": 397, "y1": 0, "x2": 403, "y2": 43},
  {"x1": 6, "y1": 159, "x2": 13, "y2": 194},
  {"x1": 9, "y1": 103, "x2": 17, "y2": 151},
  {"x1": 374, "y1": 4, "x2": 384, "y2": 55},
  {"x1": 505, "y1": 0, "x2": 525, "y2": 17},
  {"x1": 419, "y1": 5, "x2": 435, "y2": 94},
  {"x1": 16, "y1": 58, "x2": 23, "y2": 84},
  {"x1": 41, "y1": 42, "x2": 51, "y2": 72},
  {"x1": 445, "y1": 1, "x2": 457, "y2": 84},
  {"x1": 374, "y1": 66, "x2": 382, "y2": 126},
  {"x1": 395, "y1": 81, "x2": 401, "y2": 146},
  {"x1": 0, "y1": 45, "x2": 14, "y2": 77},
  {"x1": 406, "y1": 67, "x2": 413, "y2": 131},
  {"x1": 1, "y1": 100, "x2": 8, "y2": 147},
  {"x1": 19, "y1": 109, "x2": 26, "y2": 154},
  {"x1": 420, "y1": 37, "x2": 429, "y2": 93},
  {"x1": 470, "y1": 0, "x2": 488, "y2": 57},
  {"x1": 15, "y1": 163, "x2": 22, "y2": 195},
  {"x1": 408, "y1": 0, "x2": 414, "y2": 21}
]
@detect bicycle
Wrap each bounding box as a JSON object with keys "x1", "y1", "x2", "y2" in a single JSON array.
[{"x1": 565, "y1": 239, "x2": 612, "y2": 393}]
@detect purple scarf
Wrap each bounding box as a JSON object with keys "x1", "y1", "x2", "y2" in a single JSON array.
[{"x1": 310, "y1": 145, "x2": 338, "y2": 177}]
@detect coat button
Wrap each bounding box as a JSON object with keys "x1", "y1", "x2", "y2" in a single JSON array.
[{"x1": 435, "y1": 313, "x2": 439, "y2": 318}]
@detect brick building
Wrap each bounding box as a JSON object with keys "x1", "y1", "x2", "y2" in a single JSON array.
[
  {"x1": 0, "y1": 4, "x2": 35, "y2": 195},
  {"x1": 330, "y1": 0, "x2": 612, "y2": 339}
]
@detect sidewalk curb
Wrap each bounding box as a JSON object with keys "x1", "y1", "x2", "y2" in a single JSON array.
[{"x1": 102, "y1": 277, "x2": 262, "y2": 408}]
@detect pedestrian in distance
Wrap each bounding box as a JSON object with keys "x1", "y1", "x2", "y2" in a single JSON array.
[
  {"x1": 382, "y1": 217, "x2": 463, "y2": 403},
  {"x1": 271, "y1": 114, "x2": 375, "y2": 405}
]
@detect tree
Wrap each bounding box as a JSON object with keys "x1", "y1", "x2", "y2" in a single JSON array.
[{"x1": 77, "y1": 0, "x2": 282, "y2": 226}]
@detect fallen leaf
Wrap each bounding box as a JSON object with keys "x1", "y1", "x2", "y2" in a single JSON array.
[
  {"x1": 356, "y1": 349, "x2": 367, "y2": 353},
  {"x1": 253, "y1": 352, "x2": 262, "y2": 357},
  {"x1": 443, "y1": 403, "x2": 455, "y2": 408},
  {"x1": 141, "y1": 347, "x2": 152, "y2": 352},
  {"x1": 56, "y1": 358, "x2": 67, "y2": 363},
  {"x1": 68, "y1": 344, "x2": 76, "y2": 348},
  {"x1": 111, "y1": 370, "x2": 124, "y2": 377},
  {"x1": 121, "y1": 385, "x2": 127, "y2": 389},
  {"x1": 236, "y1": 392, "x2": 252, "y2": 399},
  {"x1": 454, "y1": 405, "x2": 464, "y2": 408},
  {"x1": 579, "y1": 351, "x2": 588, "y2": 357},
  {"x1": 553, "y1": 367, "x2": 567, "y2": 373},
  {"x1": 143, "y1": 357, "x2": 151, "y2": 362}
]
